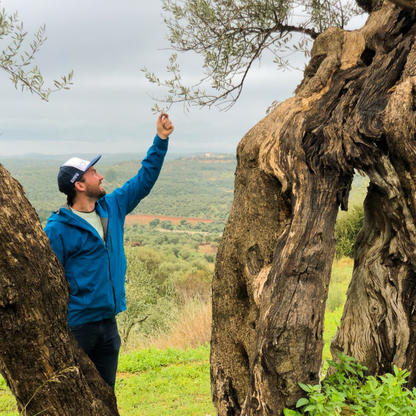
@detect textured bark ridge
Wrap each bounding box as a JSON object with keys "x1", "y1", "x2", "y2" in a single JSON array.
[
  {"x1": 0, "y1": 166, "x2": 119, "y2": 415},
  {"x1": 211, "y1": 4, "x2": 416, "y2": 415}
]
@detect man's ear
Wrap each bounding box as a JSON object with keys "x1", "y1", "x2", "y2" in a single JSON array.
[{"x1": 74, "y1": 181, "x2": 86, "y2": 192}]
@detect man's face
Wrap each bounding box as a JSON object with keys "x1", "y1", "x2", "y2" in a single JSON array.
[{"x1": 80, "y1": 166, "x2": 106, "y2": 200}]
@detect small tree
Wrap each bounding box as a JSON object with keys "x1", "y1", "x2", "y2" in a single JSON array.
[
  {"x1": 160, "y1": 220, "x2": 174, "y2": 230},
  {"x1": 149, "y1": 218, "x2": 161, "y2": 227},
  {"x1": 105, "y1": 168, "x2": 118, "y2": 183}
]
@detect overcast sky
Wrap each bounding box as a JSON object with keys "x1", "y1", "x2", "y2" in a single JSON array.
[{"x1": 0, "y1": 0, "x2": 368, "y2": 157}]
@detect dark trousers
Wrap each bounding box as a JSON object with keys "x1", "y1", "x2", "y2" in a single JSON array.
[{"x1": 70, "y1": 317, "x2": 121, "y2": 390}]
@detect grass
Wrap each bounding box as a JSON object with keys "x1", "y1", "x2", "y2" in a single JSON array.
[
  {"x1": 125, "y1": 300, "x2": 212, "y2": 352},
  {"x1": 0, "y1": 345, "x2": 214, "y2": 416},
  {"x1": 148, "y1": 300, "x2": 212, "y2": 351},
  {"x1": 0, "y1": 376, "x2": 18, "y2": 416},
  {"x1": 117, "y1": 345, "x2": 210, "y2": 374},
  {"x1": 323, "y1": 257, "x2": 353, "y2": 364},
  {"x1": 117, "y1": 362, "x2": 214, "y2": 415},
  {"x1": 0, "y1": 258, "x2": 353, "y2": 415},
  {"x1": 116, "y1": 345, "x2": 214, "y2": 416}
]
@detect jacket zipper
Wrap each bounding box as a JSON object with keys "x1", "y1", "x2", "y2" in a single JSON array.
[
  {"x1": 106, "y1": 229, "x2": 117, "y2": 314},
  {"x1": 64, "y1": 209, "x2": 117, "y2": 316}
]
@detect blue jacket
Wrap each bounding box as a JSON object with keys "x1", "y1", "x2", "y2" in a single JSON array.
[{"x1": 44, "y1": 135, "x2": 168, "y2": 327}]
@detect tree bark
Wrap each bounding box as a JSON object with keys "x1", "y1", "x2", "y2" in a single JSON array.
[
  {"x1": 0, "y1": 165, "x2": 119, "y2": 415},
  {"x1": 211, "y1": 3, "x2": 416, "y2": 415},
  {"x1": 332, "y1": 6, "x2": 416, "y2": 384}
]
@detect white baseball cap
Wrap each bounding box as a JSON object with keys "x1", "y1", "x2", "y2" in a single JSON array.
[{"x1": 57, "y1": 155, "x2": 101, "y2": 194}]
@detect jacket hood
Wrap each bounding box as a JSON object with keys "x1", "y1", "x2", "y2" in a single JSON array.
[{"x1": 48, "y1": 202, "x2": 109, "y2": 224}]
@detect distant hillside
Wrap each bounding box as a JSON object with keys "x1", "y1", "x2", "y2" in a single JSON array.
[
  {"x1": 2, "y1": 153, "x2": 237, "y2": 223},
  {"x1": 2, "y1": 153, "x2": 369, "y2": 225}
]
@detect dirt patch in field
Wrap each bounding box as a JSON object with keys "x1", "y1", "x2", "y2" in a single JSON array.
[
  {"x1": 198, "y1": 243, "x2": 218, "y2": 254},
  {"x1": 126, "y1": 214, "x2": 215, "y2": 226}
]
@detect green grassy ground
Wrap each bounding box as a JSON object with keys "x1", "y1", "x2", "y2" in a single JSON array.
[
  {"x1": 0, "y1": 376, "x2": 18, "y2": 416},
  {"x1": 0, "y1": 346, "x2": 214, "y2": 416},
  {"x1": 323, "y1": 257, "x2": 354, "y2": 362},
  {"x1": 0, "y1": 259, "x2": 352, "y2": 415},
  {"x1": 116, "y1": 346, "x2": 215, "y2": 415}
]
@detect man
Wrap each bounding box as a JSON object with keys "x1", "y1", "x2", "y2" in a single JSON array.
[{"x1": 45, "y1": 113, "x2": 174, "y2": 390}]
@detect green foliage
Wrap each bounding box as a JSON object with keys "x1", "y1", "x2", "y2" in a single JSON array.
[
  {"x1": 307, "y1": 0, "x2": 360, "y2": 32},
  {"x1": 335, "y1": 204, "x2": 364, "y2": 258},
  {"x1": 334, "y1": 174, "x2": 368, "y2": 258},
  {"x1": 144, "y1": 0, "x2": 361, "y2": 111},
  {"x1": 284, "y1": 354, "x2": 416, "y2": 416},
  {"x1": 204, "y1": 253, "x2": 216, "y2": 263},
  {"x1": 117, "y1": 241, "x2": 214, "y2": 347},
  {"x1": 323, "y1": 258, "x2": 352, "y2": 367},
  {"x1": 124, "y1": 221, "x2": 223, "y2": 251},
  {"x1": 117, "y1": 247, "x2": 179, "y2": 345},
  {"x1": 129, "y1": 156, "x2": 235, "y2": 219},
  {"x1": 160, "y1": 220, "x2": 174, "y2": 230},
  {"x1": 0, "y1": 5, "x2": 73, "y2": 100},
  {"x1": 326, "y1": 282, "x2": 345, "y2": 312},
  {"x1": 149, "y1": 218, "x2": 161, "y2": 227},
  {"x1": 105, "y1": 168, "x2": 118, "y2": 182}
]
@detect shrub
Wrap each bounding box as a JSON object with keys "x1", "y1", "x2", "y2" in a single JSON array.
[
  {"x1": 105, "y1": 168, "x2": 118, "y2": 182},
  {"x1": 160, "y1": 220, "x2": 173, "y2": 230},
  {"x1": 149, "y1": 218, "x2": 160, "y2": 227},
  {"x1": 204, "y1": 253, "x2": 216, "y2": 263},
  {"x1": 284, "y1": 354, "x2": 416, "y2": 416},
  {"x1": 335, "y1": 205, "x2": 364, "y2": 258}
]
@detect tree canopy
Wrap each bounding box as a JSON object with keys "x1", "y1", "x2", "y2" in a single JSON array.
[
  {"x1": 0, "y1": 3, "x2": 72, "y2": 100},
  {"x1": 144, "y1": 0, "x2": 362, "y2": 112}
]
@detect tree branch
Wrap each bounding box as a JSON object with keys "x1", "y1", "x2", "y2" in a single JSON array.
[{"x1": 387, "y1": 0, "x2": 415, "y2": 12}]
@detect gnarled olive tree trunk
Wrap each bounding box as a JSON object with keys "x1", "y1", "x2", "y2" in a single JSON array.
[
  {"x1": 331, "y1": 11, "x2": 416, "y2": 383},
  {"x1": 211, "y1": 3, "x2": 416, "y2": 414},
  {"x1": 0, "y1": 166, "x2": 119, "y2": 415}
]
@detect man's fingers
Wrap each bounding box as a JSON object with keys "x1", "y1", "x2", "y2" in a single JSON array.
[
  {"x1": 163, "y1": 120, "x2": 173, "y2": 130},
  {"x1": 158, "y1": 111, "x2": 174, "y2": 135}
]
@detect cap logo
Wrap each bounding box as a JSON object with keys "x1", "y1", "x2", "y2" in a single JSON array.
[{"x1": 70, "y1": 172, "x2": 80, "y2": 183}]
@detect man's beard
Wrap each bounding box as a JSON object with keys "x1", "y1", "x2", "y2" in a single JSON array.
[{"x1": 86, "y1": 186, "x2": 106, "y2": 200}]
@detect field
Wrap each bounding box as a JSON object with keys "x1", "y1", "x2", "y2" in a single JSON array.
[{"x1": 125, "y1": 214, "x2": 215, "y2": 226}]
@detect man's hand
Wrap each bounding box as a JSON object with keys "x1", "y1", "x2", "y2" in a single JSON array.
[{"x1": 157, "y1": 112, "x2": 174, "y2": 139}]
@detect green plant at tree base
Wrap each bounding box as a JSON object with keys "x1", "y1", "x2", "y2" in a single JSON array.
[{"x1": 284, "y1": 353, "x2": 416, "y2": 416}]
